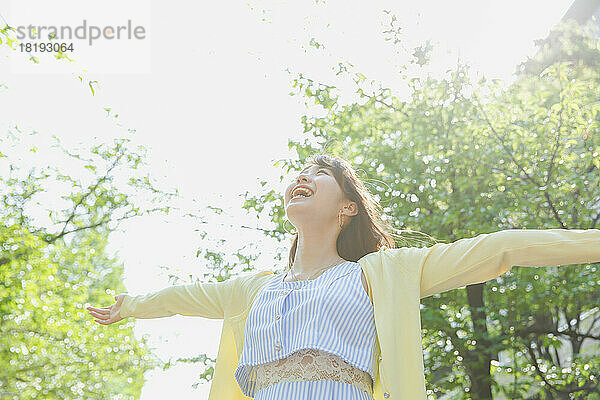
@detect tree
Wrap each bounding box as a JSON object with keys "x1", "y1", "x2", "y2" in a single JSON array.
[
  {"x1": 0, "y1": 127, "x2": 181, "y2": 399},
  {"x1": 1, "y1": 20, "x2": 179, "y2": 397}
]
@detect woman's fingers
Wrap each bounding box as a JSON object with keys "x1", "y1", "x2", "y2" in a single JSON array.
[
  {"x1": 87, "y1": 306, "x2": 110, "y2": 314},
  {"x1": 88, "y1": 310, "x2": 108, "y2": 319},
  {"x1": 86, "y1": 296, "x2": 124, "y2": 325}
]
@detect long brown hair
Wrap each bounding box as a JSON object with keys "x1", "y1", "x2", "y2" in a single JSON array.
[{"x1": 286, "y1": 153, "x2": 436, "y2": 270}]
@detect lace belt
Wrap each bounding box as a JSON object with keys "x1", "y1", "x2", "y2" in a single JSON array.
[{"x1": 253, "y1": 348, "x2": 373, "y2": 395}]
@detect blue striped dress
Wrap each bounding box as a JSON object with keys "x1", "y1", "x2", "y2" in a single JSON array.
[{"x1": 234, "y1": 260, "x2": 377, "y2": 399}]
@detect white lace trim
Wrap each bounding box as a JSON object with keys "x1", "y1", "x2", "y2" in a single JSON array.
[{"x1": 253, "y1": 348, "x2": 373, "y2": 394}]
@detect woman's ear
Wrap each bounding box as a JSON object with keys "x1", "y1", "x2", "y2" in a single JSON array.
[{"x1": 344, "y1": 201, "x2": 359, "y2": 217}]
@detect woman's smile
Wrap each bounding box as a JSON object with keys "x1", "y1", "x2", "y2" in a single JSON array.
[
  {"x1": 290, "y1": 195, "x2": 312, "y2": 202},
  {"x1": 285, "y1": 166, "x2": 333, "y2": 208}
]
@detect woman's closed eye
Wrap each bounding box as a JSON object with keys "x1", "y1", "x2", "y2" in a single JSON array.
[{"x1": 294, "y1": 169, "x2": 328, "y2": 182}]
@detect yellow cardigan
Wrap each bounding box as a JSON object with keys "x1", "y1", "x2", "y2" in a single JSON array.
[{"x1": 120, "y1": 228, "x2": 600, "y2": 399}]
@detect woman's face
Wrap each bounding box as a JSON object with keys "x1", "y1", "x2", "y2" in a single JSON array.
[{"x1": 284, "y1": 164, "x2": 345, "y2": 227}]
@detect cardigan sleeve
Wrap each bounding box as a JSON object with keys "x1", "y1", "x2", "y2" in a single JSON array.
[
  {"x1": 119, "y1": 275, "x2": 238, "y2": 320},
  {"x1": 419, "y1": 228, "x2": 600, "y2": 299}
]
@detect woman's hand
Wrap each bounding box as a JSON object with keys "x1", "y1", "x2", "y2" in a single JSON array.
[{"x1": 86, "y1": 293, "x2": 126, "y2": 325}]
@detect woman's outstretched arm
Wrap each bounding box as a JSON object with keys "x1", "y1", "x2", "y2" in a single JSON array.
[
  {"x1": 418, "y1": 228, "x2": 600, "y2": 299},
  {"x1": 87, "y1": 277, "x2": 238, "y2": 324}
]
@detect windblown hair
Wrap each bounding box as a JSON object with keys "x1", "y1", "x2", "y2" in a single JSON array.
[{"x1": 286, "y1": 153, "x2": 435, "y2": 270}]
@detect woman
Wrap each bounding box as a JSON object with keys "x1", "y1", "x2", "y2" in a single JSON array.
[{"x1": 87, "y1": 153, "x2": 600, "y2": 400}]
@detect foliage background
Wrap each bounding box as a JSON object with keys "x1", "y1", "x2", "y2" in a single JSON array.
[{"x1": 2, "y1": 6, "x2": 600, "y2": 400}]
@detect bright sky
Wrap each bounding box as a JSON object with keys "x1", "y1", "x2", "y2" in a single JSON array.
[{"x1": 0, "y1": 0, "x2": 574, "y2": 398}]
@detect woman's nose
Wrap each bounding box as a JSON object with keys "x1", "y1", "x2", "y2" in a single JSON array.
[
  {"x1": 296, "y1": 174, "x2": 309, "y2": 183},
  {"x1": 296, "y1": 172, "x2": 312, "y2": 183}
]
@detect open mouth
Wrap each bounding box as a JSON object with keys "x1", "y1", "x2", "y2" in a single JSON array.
[
  {"x1": 290, "y1": 194, "x2": 312, "y2": 202},
  {"x1": 290, "y1": 187, "x2": 314, "y2": 203}
]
